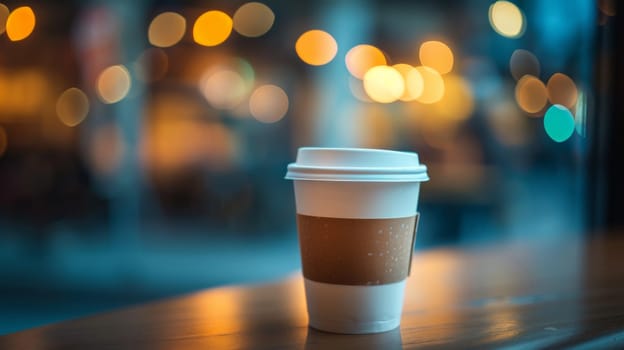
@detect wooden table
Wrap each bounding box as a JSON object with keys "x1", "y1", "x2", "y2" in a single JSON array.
[{"x1": 2, "y1": 235, "x2": 624, "y2": 349}]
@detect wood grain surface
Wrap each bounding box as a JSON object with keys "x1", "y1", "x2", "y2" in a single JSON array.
[{"x1": 2, "y1": 235, "x2": 624, "y2": 349}]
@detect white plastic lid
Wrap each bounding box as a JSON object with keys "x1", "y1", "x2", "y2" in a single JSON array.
[{"x1": 285, "y1": 147, "x2": 429, "y2": 182}]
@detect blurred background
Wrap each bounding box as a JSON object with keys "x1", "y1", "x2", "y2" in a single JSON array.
[{"x1": 0, "y1": 0, "x2": 617, "y2": 335}]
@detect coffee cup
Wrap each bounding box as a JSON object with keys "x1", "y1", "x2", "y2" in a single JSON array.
[{"x1": 285, "y1": 147, "x2": 428, "y2": 334}]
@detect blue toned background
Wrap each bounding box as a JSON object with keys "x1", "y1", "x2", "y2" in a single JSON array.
[{"x1": 0, "y1": 0, "x2": 600, "y2": 334}]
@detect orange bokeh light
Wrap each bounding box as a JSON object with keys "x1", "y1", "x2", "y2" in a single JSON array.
[
  {"x1": 295, "y1": 30, "x2": 338, "y2": 66},
  {"x1": 515, "y1": 75, "x2": 547, "y2": 114},
  {"x1": 6, "y1": 6, "x2": 35, "y2": 41},
  {"x1": 546, "y1": 73, "x2": 578, "y2": 109},
  {"x1": 193, "y1": 11, "x2": 233, "y2": 47},
  {"x1": 345, "y1": 45, "x2": 387, "y2": 79},
  {"x1": 419, "y1": 41, "x2": 454, "y2": 75}
]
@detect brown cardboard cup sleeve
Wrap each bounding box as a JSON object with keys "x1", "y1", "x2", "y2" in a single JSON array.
[{"x1": 297, "y1": 213, "x2": 420, "y2": 286}]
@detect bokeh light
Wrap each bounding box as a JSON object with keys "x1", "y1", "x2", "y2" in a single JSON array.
[
  {"x1": 193, "y1": 10, "x2": 233, "y2": 47},
  {"x1": 249, "y1": 84, "x2": 289, "y2": 123},
  {"x1": 345, "y1": 44, "x2": 387, "y2": 79},
  {"x1": 200, "y1": 69, "x2": 247, "y2": 110},
  {"x1": 544, "y1": 104, "x2": 575, "y2": 142},
  {"x1": 431, "y1": 75, "x2": 474, "y2": 122},
  {"x1": 546, "y1": 73, "x2": 578, "y2": 109},
  {"x1": 415, "y1": 66, "x2": 445, "y2": 104},
  {"x1": 419, "y1": 41, "x2": 454, "y2": 75},
  {"x1": 0, "y1": 126, "x2": 7, "y2": 157},
  {"x1": 0, "y1": 4, "x2": 9, "y2": 35},
  {"x1": 6, "y1": 6, "x2": 35, "y2": 41},
  {"x1": 56, "y1": 88, "x2": 90, "y2": 127},
  {"x1": 488, "y1": 1, "x2": 525, "y2": 38},
  {"x1": 148, "y1": 12, "x2": 186, "y2": 48},
  {"x1": 393, "y1": 64, "x2": 424, "y2": 101},
  {"x1": 515, "y1": 75, "x2": 547, "y2": 114},
  {"x1": 295, "y1": 30, "x2": 337, "y2": 66},
  {"x1": 509, "y1": 49, "x2": 540, "y2": 81},
  {"x1": 135, "y1": 48, "x2": 169, "y2": 82},
  {"x1": 363, "y1": 65, "x2": 405, "y2": 103},
  {"x1": 197, "y1": 58, "x2": 255, "y2": 111},
  {"x1": 96, "y1": 65, "x2": 132, "y2": 104},
  {"x1": 233, "y1": 2, "x2": 274, "y2": 37}
]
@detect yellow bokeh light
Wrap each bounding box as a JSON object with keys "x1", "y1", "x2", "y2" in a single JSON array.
[
  {"x1": 0, "y1": 4, "x2": 9, "y2": 35},
  {"x1": 363, "y1": 65, "x2": 405, "y2": 104},
  {"x1": 193, "y1": 10, "x2": 233, "y2": 47},
  {"x1": 200, "y1": 69, "x2": 247, "y2": 110},
  {"x1": 415, "y1": 66, "x2": 445, "y2": 104},
  {"x1": 345, "y1": 44, "x2": 387, "y2": 79},
  {"x1": 6, "y1": 6, "x2": 36, "y2": 41},
  {"x1": 546, "y1": 73, "x2": 578, "y2": 109},
  {"x1": 509, "y1": 49, "x2": 540, "y2": 81},
  {"x1": 148, "y1": 12, "x2": 186, "y2": 48},
  {"x1": 393, "y1": 63, "x2": 424, "y2": 101},
  {"x1": 233, "y1": 2, "x2": 275, "y2": 37},
  {"x1": 0, "y1": 126, "x2": 7, "y2": 157},
  {"x1": 249, "y1": 84, "x2": 289, "y2": 123},
  {"x1": 515, "y1": 75, "x2": 547, "y2": 114},
  {"x1": 96, "y1": 65, "x2": 131, "y2": 104},
  {"x1": 431, "y1": 75, "x2": 475, "y2": 122},
  {"x1": 419, "y1": 41, "x2": 454, "y2": 75},
  {"x1": 489, "y1": 1, "x2": 525, "y2": 38},
  {"x1": 56, "y1": 87, "x2": 90, "y2": 127},
  {"x1": 295, "y1": 30, "x2": 338, "y2": 66}
]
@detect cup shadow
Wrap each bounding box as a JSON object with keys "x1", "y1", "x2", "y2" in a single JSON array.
[{"x1": 304, "y1": 327, "x2": 403, "y2": 350}]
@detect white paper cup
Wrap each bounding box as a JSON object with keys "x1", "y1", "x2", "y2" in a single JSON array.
[{"x1": 285, "y1": 147, "x2": 428, "y2": 334}]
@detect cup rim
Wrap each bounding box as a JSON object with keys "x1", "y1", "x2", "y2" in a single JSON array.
[{"x1": 285, "y1": 147, "x2": 429, "y2": 182}]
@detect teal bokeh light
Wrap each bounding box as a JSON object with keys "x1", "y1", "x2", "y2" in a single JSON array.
[{"x1": 544, "y1": 104, "x2": 575, "y2": 142}]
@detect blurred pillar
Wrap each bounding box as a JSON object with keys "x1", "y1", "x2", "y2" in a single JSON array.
[
  {"x1": 75, "y1": 0, "x2": 146, "y2": 252},
  {"x1": 107, "y1": 0, "x2": 146, "y2": 252},
  {"x1": 313, "y1": 0, "x2": 374, "y2": 146}
]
